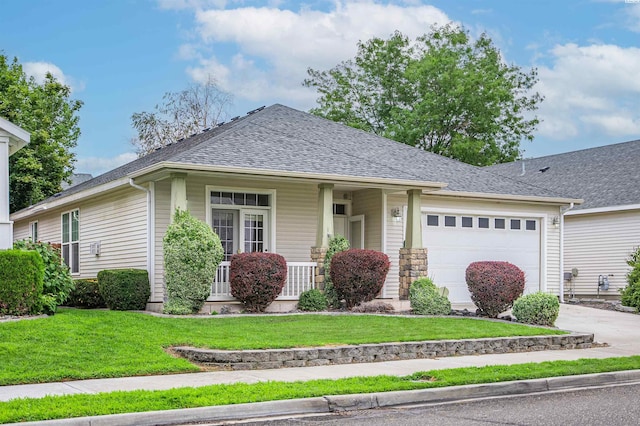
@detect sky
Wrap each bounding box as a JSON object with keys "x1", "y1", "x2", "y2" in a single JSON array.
[{"x1": 2, "y1": 0, "x2": 639, "y2": 176}]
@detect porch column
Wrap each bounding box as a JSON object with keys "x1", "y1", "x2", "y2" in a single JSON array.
[
  {"x1": 0, "y1": 135, "x2": 10, "y2": 249},
  {"x1": 311, "y1": 183, "x2": 334, "y2": 289},
  {"x1": 170, "y1": 173, "x2": 187, "y2": 220},
  {"x1": 399, "y1": 189, "x2": 428, "y2": 300}
]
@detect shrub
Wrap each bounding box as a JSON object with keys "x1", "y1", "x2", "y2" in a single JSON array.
[
  {"x1": 466, "y1": 261, "x2": 525, "y2": 318},
  {"x1": 298, "y1": 289, "x2": 328, "y2": 311},
  {"x1": 97, "y1": 269, "x2": 150, "y2": 311},
  {"x1": 409, "y1": 277, "x2": 451, "y2": 316},
  {"x1": 621, "y1": 247, "x2": 640, "y2": 310},
  {"x1": 512, "y1": 292, "x2": 560, "y2": 326},
  {"x1": 163, "y1": 209, "x2": 224, "y2": 314},
  {"x1": 330, "y1": 249, "x2": 390, "y2": 308},
  {"x1": 323, "y1": 235, "x2": 350, "y2": 309},
  {"x1": 0, "y1": 250, "x2": 44, "y2": 315},
  {"x1": 13, "y1": 239, "x2": 74, "y2": 315},
  {"x1": 351, "y1": 300, "x2": 395, "y2": 313},
  {"x1": 66, "y1": 279, "x2": 106, "y2": 309},
  {"x1": 230, "y1": 252, "x2": 287, "y2": 313}
]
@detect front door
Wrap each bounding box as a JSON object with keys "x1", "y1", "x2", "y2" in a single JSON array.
[
  {"x1": 241, "y1": 210, "x2": 269, "y2": 253},
  {"x1": 212, "y1": 208, "x2": 270, "y2": 260}
]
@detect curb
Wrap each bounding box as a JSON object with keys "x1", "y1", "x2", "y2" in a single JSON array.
[{"x1": 9, "y1": 370, "x2": 640, "y2": 426}]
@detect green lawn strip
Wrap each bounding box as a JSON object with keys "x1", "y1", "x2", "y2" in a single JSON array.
[
  {"x1": 2, "y1": 356, "x2": 639, "y2": 424},
  {"x1": 0, "y1": 309, "x2": 565, "y2": 386}
]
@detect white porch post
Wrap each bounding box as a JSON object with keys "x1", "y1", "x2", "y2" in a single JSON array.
[
  {"x1": 405, "y1": 189, "x2": 423, "y2": 249},
  {"x1": 170, "y1": 173, "x2": 187, "y2": 220},
  {"x1": 0, "y1": 118, "x2": 30, "y2": 250},
  {"x1": 315, "y1": 183, "x2": 334, "y2": 248}
]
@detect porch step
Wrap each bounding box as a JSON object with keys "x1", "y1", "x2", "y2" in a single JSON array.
[{"x1": 172, "y1": 332, "x2": 595, "y2": 371}]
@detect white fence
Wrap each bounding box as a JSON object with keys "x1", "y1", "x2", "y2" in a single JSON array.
[{"x1": 209, "y1": 261, "x2": 317, "y2": 301}]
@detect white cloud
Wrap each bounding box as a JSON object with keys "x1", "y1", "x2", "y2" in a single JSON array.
[
  {"x1": 75, "y1": 152, "x2": 138, "y2": 176},
  {"x1": 22, "y1": 61, "x2": 84, "y2": 92},
  {"x1": 535, "y1": 43, "x2": 640, "y2": 140},
  {"x1": 185, "y1": 1, "x2": 451, "y2": 110}
]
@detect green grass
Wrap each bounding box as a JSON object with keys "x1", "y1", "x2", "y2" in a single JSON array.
[
  {"x1": 0, "y1": 308, "x2": 564, "y2": 386},
  {"x1": 2, "y1": 356, "x2": 639, "y2": 424}
]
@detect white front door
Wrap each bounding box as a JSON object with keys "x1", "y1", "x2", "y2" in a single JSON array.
[
  {"x1": 212, "y1": 208, "x2": 270, "y2": 260},
  {"x1": 241, "y1": 209, "x2": 269, "y2": 253}
]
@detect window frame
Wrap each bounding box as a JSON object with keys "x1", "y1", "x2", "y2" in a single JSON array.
[
  {"x1": 61, "y1": 209, "x2": 80, "y2": 275},
  {"x1": 29, "y1": 221, "x2": 38, "y2": 241}
]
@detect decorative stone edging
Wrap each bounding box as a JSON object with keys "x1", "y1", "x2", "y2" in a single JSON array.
[{"x1": 173, "y1": 332, "x2": 594, "y2": 371}]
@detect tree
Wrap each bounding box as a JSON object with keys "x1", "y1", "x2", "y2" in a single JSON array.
[
  {"x1": 1, "y1": 54, "x2": 82, "y2": 212},
  {"x1": 303, "y1": 24, "x2": 543, "y2": 166},
  {"x1": 130, "y1": 77, "x2": 232, "y2": 156}
]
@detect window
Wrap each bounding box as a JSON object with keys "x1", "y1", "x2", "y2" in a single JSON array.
[
  {"x1": 444, "y1": 216, "x2": 456, "y2": 227},
  {"x1": 478, "y1": 217, "x2": 489, "y2": 229},
  {"x1": 526, "y1": 220, "x2": 536, "y2": 231},
  {"x1": 495, "y1": 218, "x2": 505, "y2": 229},
  {"x1": 61, "y1": 210, "x2": 79, "y2": 274},
  {"x1": 333, "y1": 203, "x2": 346, "y2": 215},
  {"x1": 427, "y1": 215, "x2": 439, "y2": 226},
  {"x1": 461, "y1": 216, "x2": 473, "y2": 228},
  {"x1": 511, "y1": 219, "x2": 521, "y2": 230},
  {"x1": 210, "y1": 189, "x2": 272, "y2": 261},
  {"x1": 29, "y1": 221, "x2": 38, "y2": 241}
]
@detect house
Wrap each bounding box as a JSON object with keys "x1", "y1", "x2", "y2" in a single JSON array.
[
  {"x1": 489, "y1": 139, "x2": 640, "y2": 299},
  {"x1": 10, "y1": 105, "x2": 581, "y2": 310},
  {"x1": 0, "y1": 117, "x2": 30, "y2": 250}
]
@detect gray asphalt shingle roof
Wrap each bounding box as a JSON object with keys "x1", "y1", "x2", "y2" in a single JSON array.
[
  {"x1": 488, "y1": 139, "x2": 640, "y2": 210},
  {"x1": 23, "y1": 104, "x2": 574, "y2": 212}
]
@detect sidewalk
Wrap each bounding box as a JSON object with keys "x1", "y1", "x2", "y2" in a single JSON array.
[{"x1": 2, "y1": 304, "x2": 638, "y2": 403}]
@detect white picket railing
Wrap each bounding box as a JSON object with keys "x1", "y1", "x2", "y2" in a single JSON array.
[{"x1": 209, "y1": 261, "x2": 317, "y2": 301}]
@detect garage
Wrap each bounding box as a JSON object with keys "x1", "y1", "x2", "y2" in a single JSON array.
[{"x1": 422, "y1": 212, "x2": 541, "y2": 304}]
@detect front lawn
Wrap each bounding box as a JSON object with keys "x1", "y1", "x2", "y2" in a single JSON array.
[
  {"x1": 2, "y1": 356, "x2": 640, "y2": 424},
  {"x1": 0, "y1": 308, "x2": 564, "y2": 386}
]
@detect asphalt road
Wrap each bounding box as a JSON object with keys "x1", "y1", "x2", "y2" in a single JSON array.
[{"x1": 237, "y1": 382, "x2": 640, "y2": 426}]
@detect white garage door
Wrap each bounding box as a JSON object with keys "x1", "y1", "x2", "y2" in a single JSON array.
[{"x1": 422, "y1": 213, "x2": 541, "y2": 304}]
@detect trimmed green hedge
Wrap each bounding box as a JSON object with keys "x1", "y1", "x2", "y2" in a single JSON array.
[
  {"x1": 67, "y1": 279, "x2": 106, "y2": 309},
  {"x1": 97, "y1": 269, "x2": 150, "y2": 311},
  {"x1": 0, "y1": 250, "x2": 44, "y2": 315}
]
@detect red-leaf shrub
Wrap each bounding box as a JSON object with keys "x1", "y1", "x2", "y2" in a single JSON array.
[
  {"x1": 466, "y1": 261, "x2": 525, "y2": 318},
  {"x1": 329, "y1": 249, "x2": 390, "y2": 308},
  {"x1": 230, "y1": 252, "x2": 287, "y2": 312}
]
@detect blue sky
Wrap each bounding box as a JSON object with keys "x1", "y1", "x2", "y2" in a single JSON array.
[{"x1": 2, "y1": 0, "x2": 639, "y2": 176}]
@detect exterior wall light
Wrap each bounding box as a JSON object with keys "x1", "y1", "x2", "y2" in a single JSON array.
[
  {"x1": 391, "y1": 207, "x2": 402, "y2": 222},
  {"x1": 552, "y1": 216, "x2": 560, "y2": 228}
]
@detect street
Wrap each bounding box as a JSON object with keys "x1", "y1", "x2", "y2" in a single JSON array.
[{"x1": 236, "y1": 382, "x2": 640, "y2": 426}]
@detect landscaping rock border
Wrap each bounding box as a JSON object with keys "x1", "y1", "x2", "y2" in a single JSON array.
[{"x1": 173, "y1": 332, "x2": 594, "y2": 371}]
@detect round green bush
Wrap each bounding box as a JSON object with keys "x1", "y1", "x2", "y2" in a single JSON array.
[
  {"x1": 621, "y1": 247, "x2": 640, "y2": 310},
  {"x1": 163, "y1": 209, "x2": 224, "y2": 314},
  {"x1": 97, "y1": 269, "x2": 150, "y2": 311},
  {"x1": 298, "y1": 289, "x2": 328, "y2": 311},
  {"x1": 67, "y1": 279, "x2": 106, "y2": 309},
  {"x1": 409, "y1": 278, "x2": 451, "y2": 316},
  {"x1": 512, "y1": 292, "x2": 560, "y2": 326}
]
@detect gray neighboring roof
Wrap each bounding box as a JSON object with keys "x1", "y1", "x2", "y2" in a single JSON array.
[
  {"x1": 488, "y1": 139, "x2": 640, "y2": 210},
  {"x1": 16, "y1": 104, "x2": 575, "y2": 214},
  {"x1": 61, "y1": 173, "x2": 93, "y2": 190}
]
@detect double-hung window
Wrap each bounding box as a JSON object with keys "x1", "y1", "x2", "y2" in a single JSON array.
[
  {"x1": 29, "y1": 221, "x2": 38, "y2": 241},
  {"x1": 61, "y1": 209, "x2": 80, "y2": 274}
]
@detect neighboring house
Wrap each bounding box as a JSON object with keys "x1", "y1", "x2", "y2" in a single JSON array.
[
  {"x1": 0, "y1": 117, "x2": 30, "y2": 250},
  {"x1": 11, "y1": 105, "x2": 580, "y2": 310},
  {"x1": 489, "y1": 139, "x2": 640, "y2": 299}
]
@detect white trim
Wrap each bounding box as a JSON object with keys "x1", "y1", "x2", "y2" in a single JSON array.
[
  {"x1": 564, "y1": 203, "x2": 640, "y2": 216},
  {"x1": 61, "y1": 208, "x2": 80, "y2": 276},
  {"x1": 128, "y1": 179, "x2": 155, "y2": 301},
  {"x1": 381, "y1": 191, "x2": 388, "y2": 298},
  {"x1": 421, "y1": 205, "x2": 548, "y2": 219},
  {"x1": 149, "y1": 182, "x2": 156, "y2": 301},
  {"x1": 29, "y1": 220, "x2": 38, "y2": 241},
  {"x1": 433, "y1": 190, "x2": 582, "y2": 206},
  {"x1": 559, "y1": 202, "x2": 575, "y2": 303},
  {"x1": 205, "y1": 185, "x2": 277, "y2": 254}
]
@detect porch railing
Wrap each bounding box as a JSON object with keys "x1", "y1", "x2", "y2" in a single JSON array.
[{"x1": 209, "y1": 261, "x2": 317, "y2": 301}]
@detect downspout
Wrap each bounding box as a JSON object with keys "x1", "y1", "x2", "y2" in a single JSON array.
[
  {"x1": 129, "y1": 179, "x2": 154, "y2": 300},
  {"x1": 559, "y1": 202, "x2": 575, "y2": 303}
]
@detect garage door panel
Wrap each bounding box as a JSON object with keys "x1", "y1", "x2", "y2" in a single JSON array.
[{"x1": 423, "y1": 213, "x2": 541, "y2": 304}]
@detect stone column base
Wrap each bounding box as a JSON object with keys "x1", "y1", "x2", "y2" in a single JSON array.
[
  {"x1": 399, "y1": 248, "x2": 428, "y2": 300},
  {"x1": 310, "y1": 247, "x2": 328, "y2": 290}
]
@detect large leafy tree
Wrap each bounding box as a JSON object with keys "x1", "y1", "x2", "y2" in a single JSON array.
[
  {"x1": 304, "y1": 24, "x2": 543, "y2": 166},
  {"x1": 130, "y1": 77, "x2": 232, "y2": 156},
  {"x1": 0, "y1": 54, "x2": 82, "y2": 212}
]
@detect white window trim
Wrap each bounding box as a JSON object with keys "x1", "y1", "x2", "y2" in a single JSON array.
[
  {"x1": 205, "y1": 186, "x2": 277, "y2": 254},
  {"x1": 29, "y1": 220, "x2": 38, "y2": 241},
  {"x1": 61, "y1": 208, "x2": 80, "y2": 275}
]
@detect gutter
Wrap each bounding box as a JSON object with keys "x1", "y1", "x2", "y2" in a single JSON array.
[
  {"x1": 559, "y1": 202, "x2": 575, "y2": 303},
  {"x1": 129, "y1": 179, "x2": 155, "y2": 301}
]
